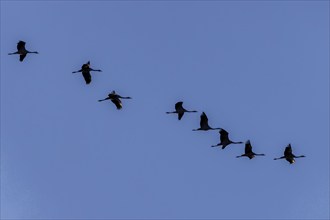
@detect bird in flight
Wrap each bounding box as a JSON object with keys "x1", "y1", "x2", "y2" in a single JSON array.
[
  {"x1": 274, "y1": 144, "x2": 305, "y2": 164},
  {"x1": 8, "y1": 41, "x2": 38, "y2": 62},
  {"x1": 166, "y1": 101, "x2": 197, "y2": 120},
  {"x1": 98, "y1": 90, "x2": 132, "y2": 110},
  {"x1": 192, "y1": 112, "x2": 221, "y2": 131},
  {"x1": 72, "y1": 61, "x2": 102, "y2": 84},
  {"x1": 236, "y1": 140, "x2": 265, "y2": 159},
  {"x1": 211, "y1": 128, "x2": 243, "y2": 149}
]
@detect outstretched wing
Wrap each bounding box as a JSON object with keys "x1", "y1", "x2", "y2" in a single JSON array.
[
  {"x1": 178, "y1": 112, "x2": 184, "y2": 120},
  {"x1": 82, "y1": 72, "x2": 91, "y2": 84}
]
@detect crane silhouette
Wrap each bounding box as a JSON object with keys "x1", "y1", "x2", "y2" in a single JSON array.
[
  {"x1": 166, "y1": 101, "x2": 197, "y2": 120},
  {"x1": 8, "y1": 41, "x2": 38, "y2": 62},
  {"x1": 98, "y1": 90, "x2": 132, "y2": 110},
  {"x1": 211, "y1": 128, "x2": 243, "y2": 149},
  {"x1": 236, "y1": 140, "x2": 265, "y2": 159},
  {"x1": 192, "y1": 112, "x2": 221, "y2": 131},
  {"x1": 274, "y1": 144, "x2": 305, "y2": 164},
  {"x1": 72, "y1": 61, "x2": 102, "y2": 84}
]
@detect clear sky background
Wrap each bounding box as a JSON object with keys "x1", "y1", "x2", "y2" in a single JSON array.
[{"x1": 1, "y1": 1, "x2": 329, "y2": 219}]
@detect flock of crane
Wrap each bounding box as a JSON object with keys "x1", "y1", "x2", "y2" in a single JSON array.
[
  {"x1": 8, "y1": 40, "x2": 306, "y2": 164},
  {"x1": 165, "y1": 102, "x2": 305, "y2": 163}
]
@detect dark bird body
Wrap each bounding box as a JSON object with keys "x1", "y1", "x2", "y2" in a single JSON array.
[
  {"x1": 193, "y1": 112, "x2": 221, "y2": 131},
  {"x1": 274, "y1": 144, "x2": 305, "y2": 164},
  {"x1": 236, "y1": 140, "x2": 265, "y2": 159},
  {"x1": 72, "y1": 61, "x2": 102, "y2": 84},
  {"x1": 8, "y1": 41, "x2": 38, "y2": 61},
  {"x1": 166, "y1": 101, "x2": 197, "y2": 120},
  {"x1": 211, "y1": 128, "x2": 243, "y2": 149},
  {"x1": 98, "y1": 90, "x2": 132, "y2": 110}
]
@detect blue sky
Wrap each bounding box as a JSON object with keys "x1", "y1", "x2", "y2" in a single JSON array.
[{"x1": 1, "y1": 1, "x2": 329, "y2": 219}]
